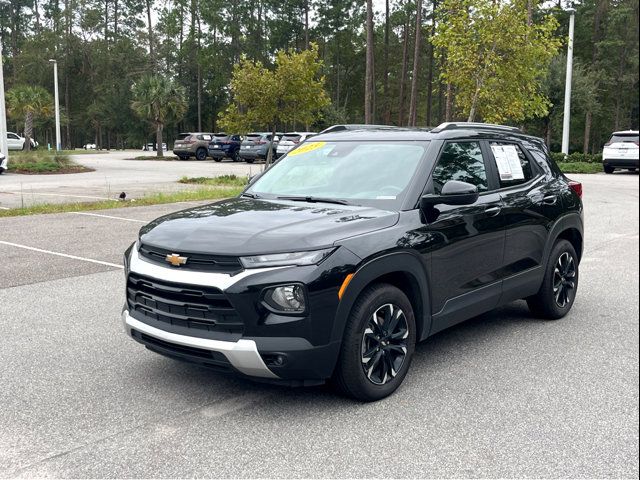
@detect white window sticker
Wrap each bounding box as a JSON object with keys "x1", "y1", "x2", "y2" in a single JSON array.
[{"x1": 491, "y1": 145, "x2": 525, "y2": 181}]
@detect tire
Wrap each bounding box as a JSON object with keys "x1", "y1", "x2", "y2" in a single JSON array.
[
  {"x1": 177, "y1": 155, "x2": 189, "y2": 161},
  {"x1": 604, "y1": 165, "x2": 615, "y2": 174},
  {"x1": 527, "y1": 239, "x2": 579, "y2": 320},
  {"x1": 213, "y1": 157, "x2": 222, "y2": 163},
  {"x1": 195, "y1": 148, "x2": 207, "y2": 161},
  {"x1": 232, "y1": 151, "x2": 239, "y2": 162},
  {"x1": 0, "y1": 168, "x2": 5, "y2": 175},
  {"x1": 333, "y1": 283, "x2": 416, "y2": 402},
  {"x1": 245, "y1": 158, "x2": 255, "y2": 164}
]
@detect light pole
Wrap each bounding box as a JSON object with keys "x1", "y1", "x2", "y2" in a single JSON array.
[
  {"x1": 49, "y1": 59, "x2": 61, "y2": 151},
  {"x1": 0, "y1": 40, "x2": 8, "y2": 161},
  {"x1": 561, "y1": 8, "x2": 576, "y2": 156}
]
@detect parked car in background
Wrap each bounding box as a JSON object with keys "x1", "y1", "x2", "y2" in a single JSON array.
[
  {"x1": 142, "y1": 142, "x2": 168, "y2": 152},
  {"x1": 83, "y1": 143, "x2": 97, "y2": 150},
  {"x1": 0, "y1": 152, "x2": 6, "y2": 174},
  {"x1": 6, "y1": 132, "x2": 38, "y2": 150},
  {"x1": 602, "y1": 130, "x2": 639, "y2": 173},
  {"x1": 275, "y1": 132, "x2": 317, "y2": 158},
  {"x1": 173, "y1": 133, "x2": 224, "y2": 160},
  {"x1": 237, "y1": 132, "x2": 283, "y2": 163},
  {"x1": 208, "y1": 134, "x2": 243, "y2": 162}
]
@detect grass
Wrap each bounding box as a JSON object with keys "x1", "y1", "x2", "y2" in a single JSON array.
[
  {"x1": 7, "y1": 151, "x2": 92, "y2": 174},
  {"x1": 0, "y1": 187, "x2": 243, "y2": 218},
  {"x1": 557, "y1": 162, "x2": 604, "y2": 174},
  {"x1": 179, "y1": 174, "x2": 249, "y2": 187}
]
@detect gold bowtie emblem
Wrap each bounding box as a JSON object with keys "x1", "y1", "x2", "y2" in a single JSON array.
[{"x1": 165, "y1": 253, "x2": 188, "y2": 266}]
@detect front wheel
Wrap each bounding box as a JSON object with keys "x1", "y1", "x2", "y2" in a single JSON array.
[
  {"x1": 604, "y1": 165, "x2": 615, "y2": 174},
  {"x1": 527, "y1": 239, "x2": 579, "y2": 320},
  {"x1": 333, "y1": 283, "x2": 416, "y2": 402}
]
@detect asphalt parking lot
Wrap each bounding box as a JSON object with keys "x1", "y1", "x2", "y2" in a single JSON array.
[
  {"x1": 0, "y1": 173, "x2": 638, "y2": 478},
  {"x1": 0, "y1": 151, "x2": 256, "y2": 209}
]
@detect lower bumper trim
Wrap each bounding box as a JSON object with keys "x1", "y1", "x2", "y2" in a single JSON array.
[{"x1": 122, "y1": 311, "x2": 279, "y2": 379}]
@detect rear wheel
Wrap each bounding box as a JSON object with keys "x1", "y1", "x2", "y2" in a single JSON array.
[
  {"x1": 604, "y1": 165, "x2": 615, "y2": 174},
  {"x1": 213, "y1": 157, "x2": 222, "y2": 163},
  {"x1": 177, "y1": 154, "x2": 189, "y2": 161},
  {"x1": 195, "y1": 148, "x2": 207, "y2": 161},
  {"x1": 0, "y1": 168, "x2": 5, "y2": 175},
  {"x1": 245, "y1": 158, "x2": 255, "y2": 164},
  {"x1": 527, "y1": 239, "x2": 579, "y2": 320},
  {"x1": 333, "y1": 283, "x2": 416, "y2": 402}
]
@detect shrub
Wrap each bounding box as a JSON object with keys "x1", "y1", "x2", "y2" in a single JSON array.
[{"x1": 551, "y1": 152, "x2": 602, "y2": 164}]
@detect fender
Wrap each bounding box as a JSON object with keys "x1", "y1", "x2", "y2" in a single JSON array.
[
  {"x1": 331, "y1": 250, "x2": 432, "y2": 346},
  {"x1": 542, "y1": 211, "x2": 584, "y2": 268}
]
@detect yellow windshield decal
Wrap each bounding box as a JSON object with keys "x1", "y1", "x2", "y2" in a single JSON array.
[{"x1": 287, "y1": 141, "x2": 326, "y2": 156}]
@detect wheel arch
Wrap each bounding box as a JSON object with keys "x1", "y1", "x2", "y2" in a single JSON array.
[
  {"x1": 331, "y1": 251, "x2": 432, "y2": 345},
  {"x1": 544, "y1": 213, "x2": 584, "y2": 266}
]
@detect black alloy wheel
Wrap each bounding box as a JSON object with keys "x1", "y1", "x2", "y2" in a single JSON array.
[
  {"x1": 361, "y1": 303, "x2": 409, "y2": 385},
  {"x1": 334, "y1": 283, "x2": 416, "y2": 402},
  {"x1": 527, "y1": 239, "x2": 579, "y2": 320},
  {"x1": 553, "y1": 252, "x2": 577, "y2": 308}
]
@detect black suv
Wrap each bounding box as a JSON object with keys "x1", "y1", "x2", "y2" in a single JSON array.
[{"x1": 122, "y1": 123, "x2": 583, "y2": 401}]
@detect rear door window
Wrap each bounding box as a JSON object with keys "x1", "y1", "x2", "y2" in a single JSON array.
[
  {"x1": 488, "y1": 141, "x2": 535, "y2": 188},
  {"x1": 431, "y1": 142, "x2": 489, "y2": 194}
]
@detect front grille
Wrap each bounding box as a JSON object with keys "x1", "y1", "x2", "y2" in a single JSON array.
[
  {"x1": 139, "y1": 243, "x2": 243, "y2": 274},
  {"x1": 127, "y1": 273, "x2": 243, "y2": 336}
]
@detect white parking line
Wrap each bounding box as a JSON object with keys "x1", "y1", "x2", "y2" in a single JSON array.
[
  {"x1": 5, "y1": 192, "x2": 115, "y2": 201},
  {"x1": 69, "y1": 212, "x2": 147, "y2": 223},
  {"x1": 0, "y1": 240, "x2": 123, "y2": 269}
]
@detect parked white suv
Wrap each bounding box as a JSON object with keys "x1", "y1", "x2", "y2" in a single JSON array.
[
  {"x1": 602, "y1": 130, "x2": 639, "y2": 174},
  {"x1": 6, "y1": 132, "x2": 38, "y2": 150},
  {"x1": 275, "y1": 132, "x2": 316, "y2": 158}
]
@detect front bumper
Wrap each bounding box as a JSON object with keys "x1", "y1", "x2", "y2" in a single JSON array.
[
  {"x1": 122, "y1": 310, "x2": 278, "y2": 378},
  {"x1": 122, "y1": 244, "x2": 361, "y2": 383}
]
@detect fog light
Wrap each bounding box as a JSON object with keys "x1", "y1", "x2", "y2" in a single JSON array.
[{"x1": 263, "y1": 284, "x2": 306, "y2": 313}]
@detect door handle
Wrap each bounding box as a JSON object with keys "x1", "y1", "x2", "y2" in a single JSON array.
[
  {"x1": 543, "y1": 195, "x2": 558, "y2": 205},
  {"x1": 484, "y1": 206, "x2": 502, "y2": 217}
]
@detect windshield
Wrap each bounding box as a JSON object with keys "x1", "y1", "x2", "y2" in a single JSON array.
[{"x1": 246, "y1": 141, "x2": 428, "y2": 209}]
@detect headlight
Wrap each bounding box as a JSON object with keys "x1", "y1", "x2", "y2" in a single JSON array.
[
  {"x1": 239, "y1": 248, "x2": 335, "y2": 268},
  {"x1": 262, "y1": 284, "x2": 307, "y2": 313}
]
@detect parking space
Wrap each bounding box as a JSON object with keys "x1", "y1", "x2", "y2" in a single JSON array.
[
  {"x1": 0, "y1": 151, "x2": 257, "y2": 209},
  {"x1": 0, "y1": 174, "x2": 637, "y2": 477}
]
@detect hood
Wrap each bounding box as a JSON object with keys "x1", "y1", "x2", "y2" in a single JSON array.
[{"x1": 139, "y1": 197, "x2": 399, "y2": 256}]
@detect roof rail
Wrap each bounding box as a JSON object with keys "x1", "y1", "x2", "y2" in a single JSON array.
[{"x1": 431, "y1": 122, "x2": 522, "y2": 134}]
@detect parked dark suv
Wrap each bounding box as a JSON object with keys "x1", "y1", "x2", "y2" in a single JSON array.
[
  {"x1": 122, "y1": 123, "x2": 584, "y2": 401},
  {"x1": 209, "y1": 134, "x2": 243, "y2": 162}
]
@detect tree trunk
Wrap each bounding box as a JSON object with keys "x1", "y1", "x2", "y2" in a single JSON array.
[
  {"x1": 583, "y1": 112, "x2": 592, "y2": 154},
  {"x1": 265, "y1": 125, "x2": 277, "y2": 169},
  {"x1": 425, "y1": 0, "x2": 436, "y2": 126},
  {"x1": 364, "y1": 0, "x2": 375, "y2": 124},
  {"x1": 398, "y1": 13, "x2": 410, "y2": 126},
  {"x1": 382, "y1": 0, "x2": 391, "y2": 123},
  {"x1": 445, "y1": 82, "x2": 453, "y2": 121},
  {"x1": 24, "y1": 113, "x2": 33, "y2": 152},
  {"x1": 408, "y1": 0, "x2": 423, "y2": 126},
  {"x1": 114, "y1": 0, "x2": 119, "y2": 37},
  {"x1": 156, "y1": 123, "x2": 163, "y2": 158},
  {"x1": 145, "y1": 0, "x2": 156, "y2": 72},
  {"x1": 304, "y1": 0, "x2": 310, "y2": 49}
]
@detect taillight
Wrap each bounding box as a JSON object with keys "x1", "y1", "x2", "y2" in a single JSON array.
[
  {"x1": 568, "y1": 180, "x2": 583, "y2": 198},
  {"x1": 257, "y1": 140, "x2": 266, "y2": 145},
  {"x1": 292, "y1": 139, "x2": 300, "y2": 144}
]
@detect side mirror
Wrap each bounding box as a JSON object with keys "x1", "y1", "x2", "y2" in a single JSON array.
[{"x1": 421, "y1": 180, "x2": 480, "y2": 208}]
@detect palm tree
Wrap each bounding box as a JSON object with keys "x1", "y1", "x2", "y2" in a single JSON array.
[
  {"x1": 131, "y1": 75, "x2": 187, "y2": 157},
  {"x1": 6, "y1": 86, "x2": 54, "y2": 152}
]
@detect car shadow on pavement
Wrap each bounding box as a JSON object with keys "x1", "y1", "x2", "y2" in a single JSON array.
[{"x1": 137, "y1": 299, "x2": 548, "y2": 410}]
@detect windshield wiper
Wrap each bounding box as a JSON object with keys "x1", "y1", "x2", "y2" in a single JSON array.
[
  {"x1": 277, "y1": 195, "x2": 350, "y2": 205},
  {"x1": 241, "y1": 192, "x2": 261, "y2": 199}
]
